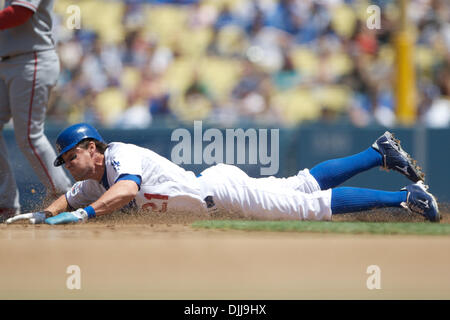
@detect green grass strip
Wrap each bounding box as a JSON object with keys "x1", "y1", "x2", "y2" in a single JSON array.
[{"x1": 192, "y1": 220, "x2": 450, "y2": 236}]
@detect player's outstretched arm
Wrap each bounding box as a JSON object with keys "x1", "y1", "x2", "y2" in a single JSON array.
[
  {"x1": 5, "y1": 194, "x2": 70, "y2": 224},
  {"x1": 44, "y1": 180, "x2": 139, "y2": 225},
  {"x1": 90, "y1": 180, "x2": 139, "y2": 217},
  {"x1": 45, "y1": 194, "x2": 71, "y2": 216}
]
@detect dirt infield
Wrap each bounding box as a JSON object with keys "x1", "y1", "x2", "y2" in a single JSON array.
[{"x1": 1, "y1": 207, "x2": 449, "y2": 300}]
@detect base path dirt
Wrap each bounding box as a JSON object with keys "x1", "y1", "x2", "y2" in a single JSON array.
[{"x1": 1, "y1": 217, "x2": 450, "y2": 300}]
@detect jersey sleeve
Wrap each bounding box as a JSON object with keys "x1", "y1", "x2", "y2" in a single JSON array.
[
  {"x1": 65, "y1": 180, "x2": 102, "y2": 209},
  {"x1": 107, "y1": 144, "x2": 143, "y2": 188},
  {"x1": 11, "y1": 0, "x2": 41, "y2": 12},
  {"x1": 116, "y1": 174, "x2": 142, "y2": 190}
]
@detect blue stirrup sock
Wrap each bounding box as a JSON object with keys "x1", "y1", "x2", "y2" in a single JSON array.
[
  {"x1": 331, "y1": 187, "x2": 407, "y2": 214},
  {"x1": 310, "y1": 147, "x2": 383, "y2": 190}
]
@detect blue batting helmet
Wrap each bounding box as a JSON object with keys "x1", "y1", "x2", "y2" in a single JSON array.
[{"x1": 54, "y1": 123, "x2": 105, "y2": 167}]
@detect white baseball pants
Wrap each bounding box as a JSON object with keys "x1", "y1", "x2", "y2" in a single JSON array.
[{"x1": 198, "y1": 164, "x2": 332, "y2": 220}]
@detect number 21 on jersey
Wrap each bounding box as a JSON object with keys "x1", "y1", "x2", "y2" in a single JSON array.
[{"x1": 142, "y1": 193, "x2": 169, "y2": 212}]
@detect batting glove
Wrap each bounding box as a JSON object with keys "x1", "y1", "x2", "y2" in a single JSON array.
[
  {"x1": 5, "y1": 211, "x2": 51, "y2": 225},
  {"x1": 44, "y1": 208, "x2": 89, "y2": 225}
]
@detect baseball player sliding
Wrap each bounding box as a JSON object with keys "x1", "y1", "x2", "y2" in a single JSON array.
[
  {"x1": 0, "y1": 0, "x2": 72, "y2": 222},
  {"x1": 6, "y1": 123, "x2": 440, "y2": 225}
]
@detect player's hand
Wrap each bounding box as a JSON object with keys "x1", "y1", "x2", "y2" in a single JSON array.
[
  {"x1": 5, "y1": 211, "x2": 51, "y2": 224},
  {"x1": 45, "y1": 209, "x2": 88, "y2": 225}
]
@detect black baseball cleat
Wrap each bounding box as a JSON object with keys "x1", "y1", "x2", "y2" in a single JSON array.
[
  {"x1": 372, "y1": 131, "x2": 425, "y2": 182},
  {"x1": 401, "y1": 181, "x2": 440, "y2": 222}
]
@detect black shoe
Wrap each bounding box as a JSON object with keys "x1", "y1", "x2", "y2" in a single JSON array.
[
  {"x1": 372, "y1": 131, "x2": 425, "y2": 182},
  {"x1": 401, "y1": 182, "x2": 440, "y2": 222}
]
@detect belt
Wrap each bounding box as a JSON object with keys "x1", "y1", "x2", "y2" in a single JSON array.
[{"x1": 0, "y1": 51, "x2": 41, "y2": 62}]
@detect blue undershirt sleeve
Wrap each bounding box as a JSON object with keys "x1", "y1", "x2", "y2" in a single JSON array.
[{"x1": 115, "y1": 174, "x2": 142, "y2": 190}]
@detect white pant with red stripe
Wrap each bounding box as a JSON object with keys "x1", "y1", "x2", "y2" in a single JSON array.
[
  {"x1": 198, "y1": 164, "x2": 332, "y2": 220},
  {"x1": 0, "y1": 50, "x2": 72, "y2": 212}
]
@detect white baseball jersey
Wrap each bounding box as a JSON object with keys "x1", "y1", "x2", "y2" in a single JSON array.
[
  {"x1": 0, "y1": 0, "x2": 56, "y2": 57},
  {"x1": 66, "y1": 142, "x2": 332, "y2": 220},
  {"x1": 66, "y1": 142, "x2": 207, "y2": 215}
]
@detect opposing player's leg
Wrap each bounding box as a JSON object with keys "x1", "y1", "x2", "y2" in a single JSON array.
[
  {"x1": 0, "y1": 77, "x2": 21, "y2": 221},
  {"x1": 330, "y1": 182, "x2": 439, "y2": 222},
  {"x1": 8, "y1": 51, "x2": 72, "y2": 197},
  {"x1": 309, "y1": 131, "x2": 424, "y2": 190}
]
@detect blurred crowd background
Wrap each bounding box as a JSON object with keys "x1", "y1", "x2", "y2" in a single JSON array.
[{"x1": 47, "y1": 0, "x2": 450, "y2": 128}]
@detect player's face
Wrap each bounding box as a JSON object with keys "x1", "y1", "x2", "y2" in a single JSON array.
[{"x1": 62, "y1": 147, "x2": 95, "y2": 181}]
